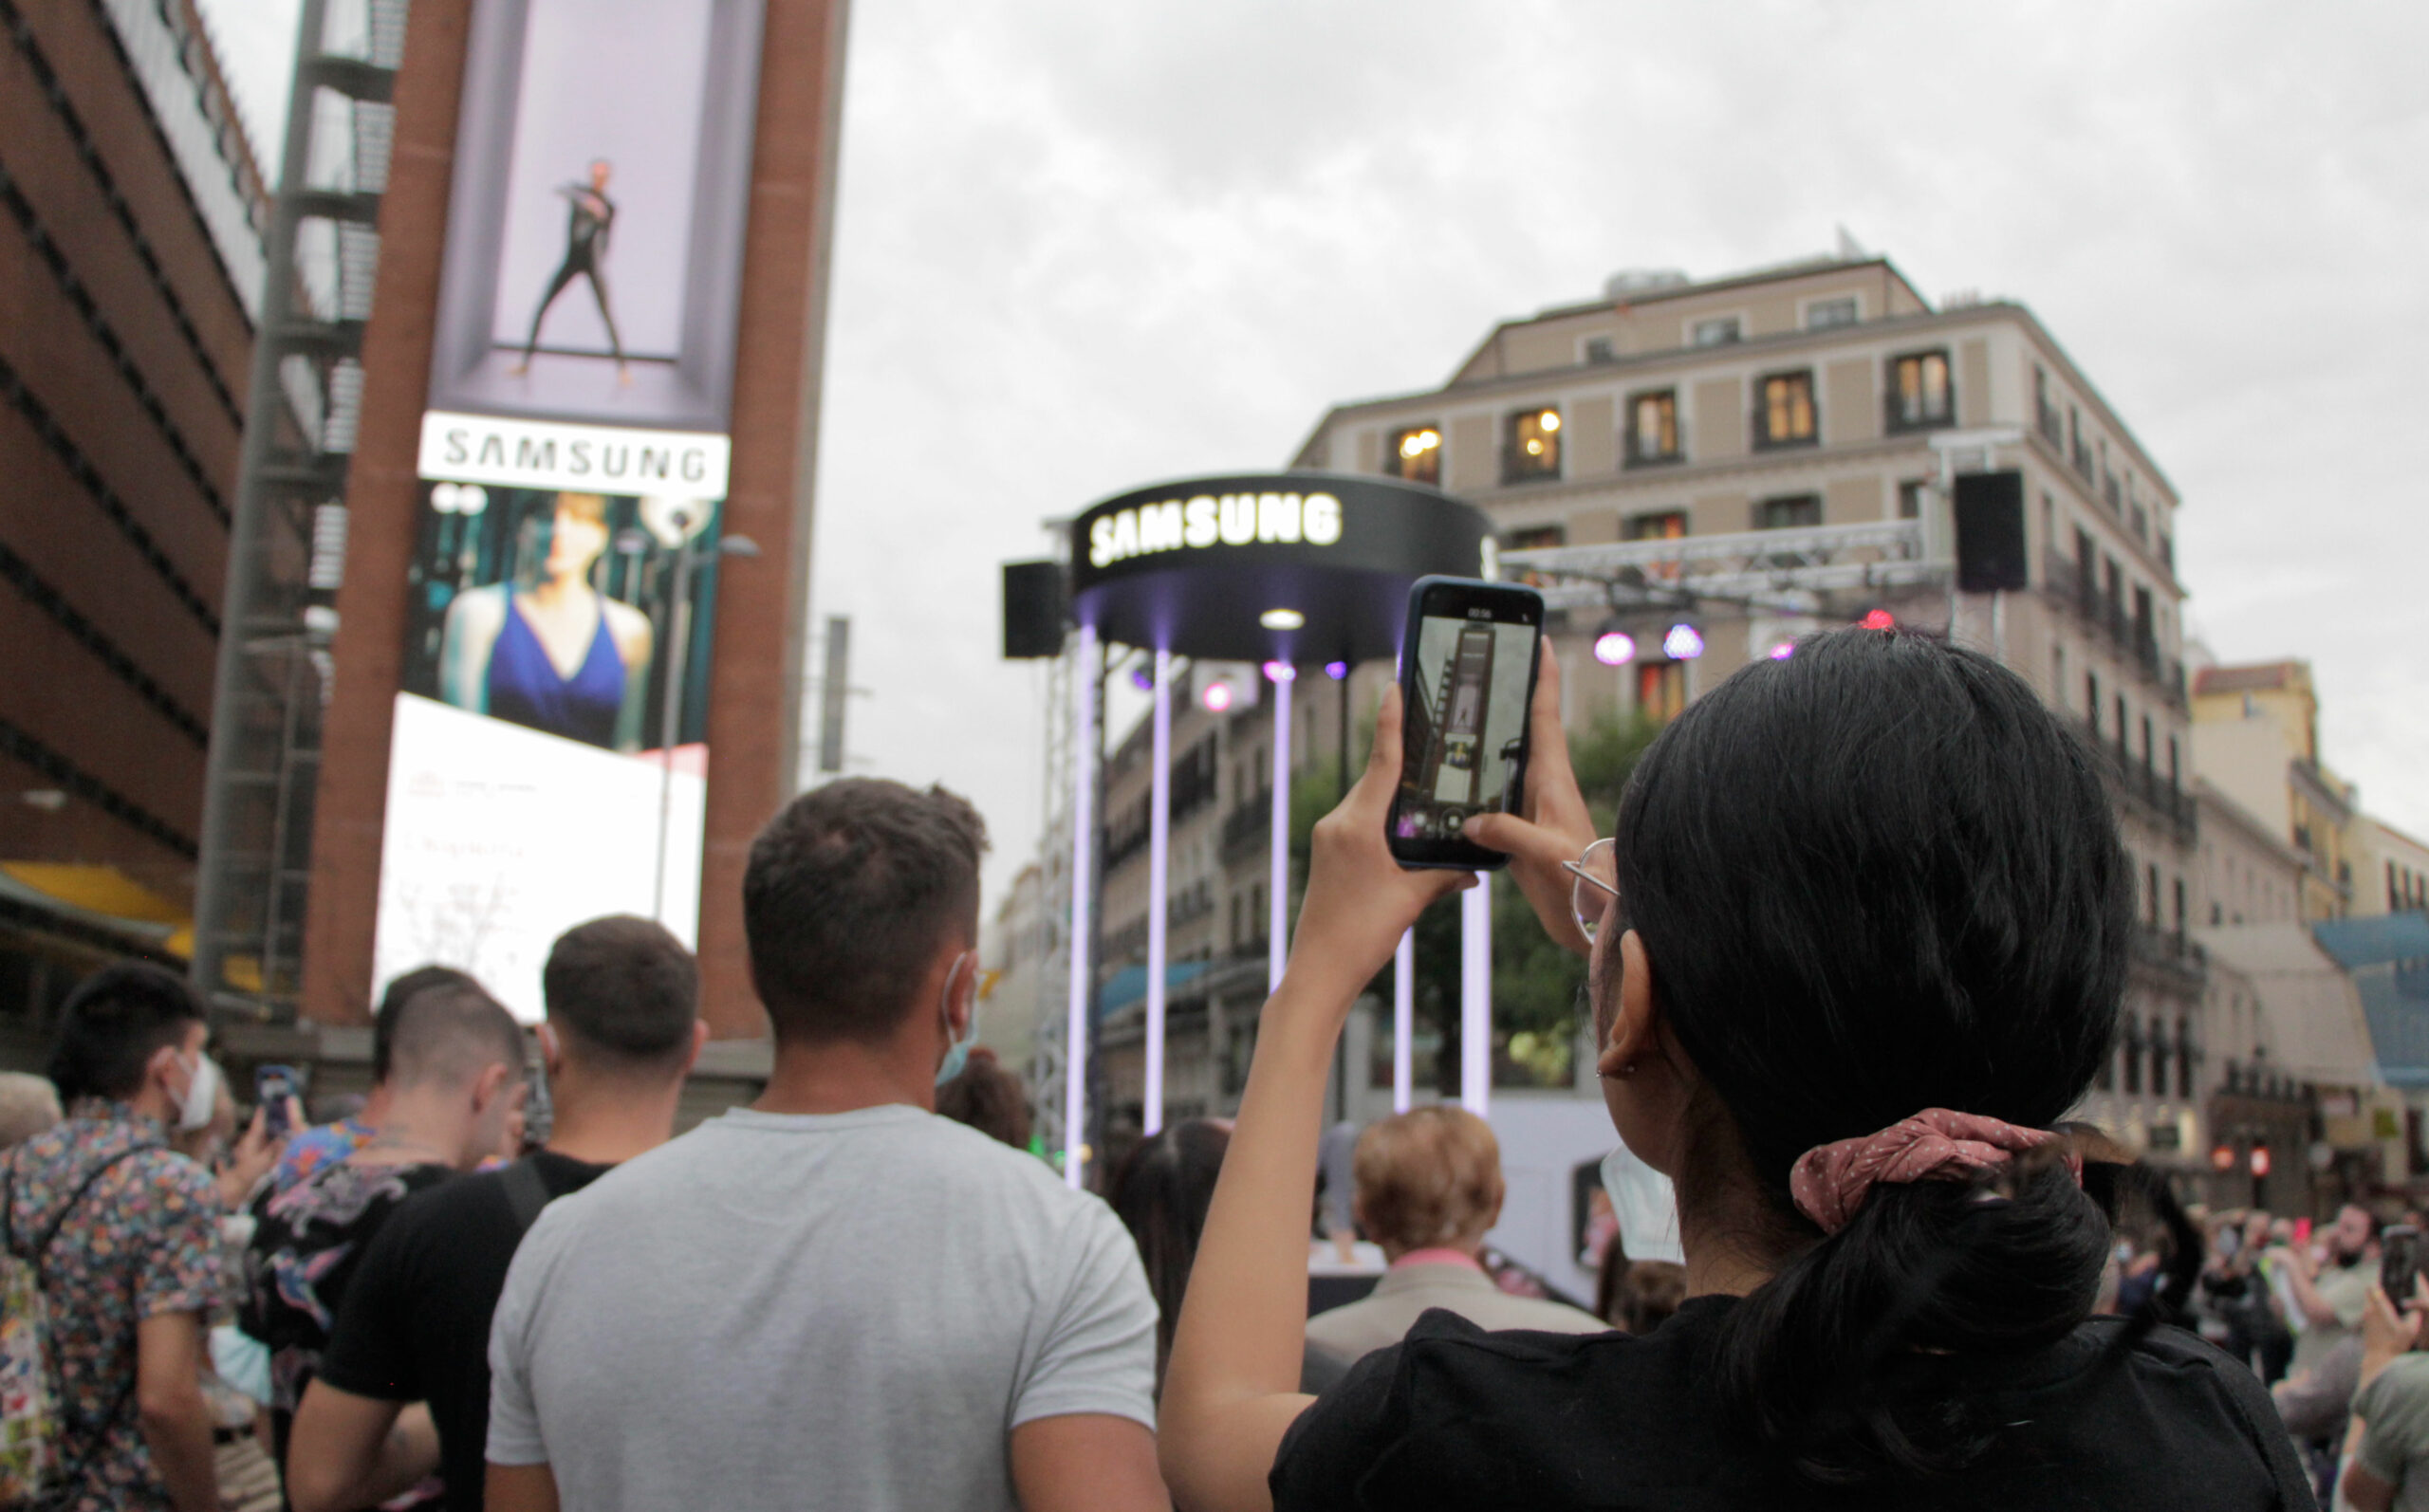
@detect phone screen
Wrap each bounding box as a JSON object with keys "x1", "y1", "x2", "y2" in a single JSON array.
[
  {"x1": 256, "y1": 1066, "x2": 299, "y2": 1137},
  {"x1": 1387, "y1": 577, "x2": 1544, "y2": 871},
  {"x1": 2385, "y1": 1225, "x2": 2421, "y2": 1302}
]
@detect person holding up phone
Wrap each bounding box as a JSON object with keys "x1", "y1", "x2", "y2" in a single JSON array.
[
  {"x1": 1157, "y1": 626, "x2": 2312, "y2": 1511},
  {"x1": 2340, "y1": 1261, "x2": 2429, "y2": 1511}
]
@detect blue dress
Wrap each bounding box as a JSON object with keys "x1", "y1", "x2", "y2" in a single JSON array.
[{"x1": 486, "y1": 593, "x2": 627, "y2": 748}]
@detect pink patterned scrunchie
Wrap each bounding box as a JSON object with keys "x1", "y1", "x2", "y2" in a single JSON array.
[{"x1": 1788, "y1": 1107, "x2": 2083, "y2": 1235}]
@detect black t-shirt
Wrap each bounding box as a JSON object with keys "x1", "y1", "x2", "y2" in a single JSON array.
[
  {"x1": 319, "y1": 1152, "x2": 610, "y2": 1512},
  {"x1": 1270, "y1": 1297, "x2": 2317, "y2": 1511}
]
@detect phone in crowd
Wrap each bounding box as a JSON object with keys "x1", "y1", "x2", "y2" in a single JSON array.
[
  {"x1": 2383, "y1": 1225, "x2": 2421, "y2": 1303},
  {"x1": 255, "y1": 1064, "x2": 302, "y2": 1138},
  {"x1": 1384, "y1": 575, "x2": 1546, "y2": 872}
]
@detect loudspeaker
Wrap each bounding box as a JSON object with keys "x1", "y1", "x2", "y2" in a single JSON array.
[
  {"x1": 1001, "y1": 561, "x2": 1068, "y2": 658},
  {"x1": 1954, "y1": 470, "x2": 2028, "y2": 593}
]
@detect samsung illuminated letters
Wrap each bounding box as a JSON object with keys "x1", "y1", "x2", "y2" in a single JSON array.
[{"x1": 1087, "y1": 490, "x2": 1344, "y2": 568}]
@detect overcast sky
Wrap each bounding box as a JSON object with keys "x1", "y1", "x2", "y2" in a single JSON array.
[{"x1": 202, "y1": 0, "x2": 2428, "y2": 909}]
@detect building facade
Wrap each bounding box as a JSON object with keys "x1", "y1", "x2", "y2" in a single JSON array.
[
  {"x1": 1065, "y1": 252, "x2": 2229, "y2": 1177},
  {"x1": 0, "y1": 0, "x2": 266, "y2": 1060},
  {"x1": 2190, "y1": 660, "x2": 2359, "y2": 921}
]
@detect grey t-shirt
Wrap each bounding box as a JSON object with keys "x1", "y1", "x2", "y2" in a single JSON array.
[
  {"x1": 487, "y1": 1104, "x2": 1157, "y2": 1511},
  {"x1": 2357, "y1": 1354, "x2": 2429, "y2": 1511}
]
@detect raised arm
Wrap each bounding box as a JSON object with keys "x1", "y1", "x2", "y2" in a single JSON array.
[{"x1": 1158, "y1": 687, "x2": 1472, "y2": 1512}]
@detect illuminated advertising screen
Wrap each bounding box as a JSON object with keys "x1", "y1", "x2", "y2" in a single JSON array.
[{"x1": 376, "y1": 0, "x2": 762, "y2": 1020}]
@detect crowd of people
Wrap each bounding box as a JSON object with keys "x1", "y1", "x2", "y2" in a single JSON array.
[{"x1": 7, "y1": 626, "x2": 2427, "y2": 1510}]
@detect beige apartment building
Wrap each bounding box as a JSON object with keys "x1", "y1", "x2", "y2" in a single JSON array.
[{"x1": 1284, "y1": 253, "x2": 2204, "y2": 1153}]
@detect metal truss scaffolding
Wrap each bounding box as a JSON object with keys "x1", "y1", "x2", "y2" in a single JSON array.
[{"x1": 193, "y1": 0, "x2": 407, "y2": 1020}]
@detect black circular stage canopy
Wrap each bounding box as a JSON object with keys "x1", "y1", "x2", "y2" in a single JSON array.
[{"x1": 1069, "y1": 472, "x2": 1491, "y2": 665}]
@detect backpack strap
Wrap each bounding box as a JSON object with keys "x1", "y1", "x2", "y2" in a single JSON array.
[
  {"x1": 6, "y1": 1142, "x2": 163, "y2": 1276},
  {"x1": 500, "y1": 1157, "x2": 553, "y2": 1236}
]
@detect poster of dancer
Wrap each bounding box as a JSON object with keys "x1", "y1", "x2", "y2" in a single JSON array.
[{"x1": 423, "y1": 0, "x2": 764, "y2": 433}]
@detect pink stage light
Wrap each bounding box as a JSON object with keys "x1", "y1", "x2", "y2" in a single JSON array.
[
  {"x1": 1661, "y1": 623, "x2": 1705, "y2": 660},
  {"x1": 1768, "y1": 640, "x2": 1796, "y2": 660},
  {"x1": 1263, "y1": 661, "x2": 1296, "y2": 683},
  {"x1": 1861, "y1": 609, "x2": 1896, "y2": 630},
  {"x1": 1325, "y1": 661, "x2": 1350, "y2": 680},
  {"x1": 1201, "y1": 682, "x2": 1233, "y2": 712},
  {"x1": 1592, "y1": 631, "x2": 1637, "y2": 667}
]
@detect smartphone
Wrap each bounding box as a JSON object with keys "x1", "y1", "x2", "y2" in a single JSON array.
[
  {"x1": 1385, "y1": 576, "x2": 1546, "y2": 871},
  {"x1": 2384, "y1": 1225, "x2": 2421, "y2": 1302},
  {"x1": 255, "y1": 1065, "x2": 301, "y2": 1138}
]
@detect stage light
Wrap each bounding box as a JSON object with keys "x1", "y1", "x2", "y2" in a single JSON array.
[
  {"x1": 1202, "y1": 682, "x2": 1233, "y2": 713},
  {"x1": 1662, "y1": 623, "x2": 1705, "y2": 660},
  {"x1": 2210, "y1": 1142, "x2": 2235, "y2": 1172},
  {"x1": 1860, "y1": 608, "x2": 1896, "y2": 631},
  {"x1": 1130, "y1": 665, "x2": 1154, "y2": 692},
  {"x1": 1524, "y1": 439, "x2": 1544, "y2": 455},
  {"x1": 1262, "y1": 661, "x2": 1296, "y2": 684},
  {"x1": 1539, "y1": 411, "x2": 1560, "y2": 433},
  {"x1": 1592, "y1": 630, "x2": 1636, "y2": 667},
  {"x1": 1767, "y1": 640, "x2": 1796, "y2": 660},
  {"x1": 1324, "y1": 661, "x2": 1349, "y2": 680},
  {"x1": 1259, "y1": 608, "x2": 1306, "y2": 631},
  {"x1": 2249, "y1": 1145, "x2": 2271, "y2": 1178}
]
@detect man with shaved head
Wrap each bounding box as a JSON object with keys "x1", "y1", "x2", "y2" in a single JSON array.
[{"x1": 237, "y1": 977, "x2": 527, "y2": 1468}]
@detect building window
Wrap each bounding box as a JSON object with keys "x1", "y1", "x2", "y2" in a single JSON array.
[
  {"x1": 1754, "y1": 494, "x2": 1822, "y2": 531},
  {"x1": 2035, "y1": 366, "x2": 2062, "y2": 445},
  {"x1": 2177, "y1": 1017, "x2": 2195, "y2": 1099},
  {"x1": 1754, "y1": 371, "x2": 1818, "y2": 449},
  {"x1": 1503, "y1": 406, "x2": 1563, "y2": 484},
  {"x1": 1637, "y1": 660, "x2": 1687, "y2": 722},
  {"x1": 1689, "y1": 316, "x2": 1741, "y2": 347},
  {"x1": 1886, "y1": 349, "x2": 1954, "y2": 431},
  {"x1": 2174, "y1": 876, "x2": 2187, "y2": 933},
  {"x1": 2123, "y1": 1015, "x2": 2142, "y2": 1095},
  {"x1": 1624, "y1": 390, "x2": 1680, "y2": 467},
  {"x1": 1386, "y1": 423, "x2": 1442, "y2": 486},
  {"x1": 1806, "y1": 296, "x2": 1859, "y2": 330},
  {"x1": 2086, "y1": 672, "x2": 2101, "y2": 735},
  {"x1": 1623, "y1": 510, "x2": 1687, "y2": 542},
  {"x1": 2069, "y1": 407, "x2": 2093, "y2": 478},
  {"x1": 2146, "y1": 863, "x2": 2161, "y2": 927},
  {"x1": 1584, "y1": 336, "x2": 1617, "y2": 364},
  {"x1": 1898, "y1": 479, "x2": 1928, "y2": 520}
]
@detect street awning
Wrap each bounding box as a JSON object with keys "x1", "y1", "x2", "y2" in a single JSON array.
[
  {"x1": 0, "y1": 863, "x2": 190, "y2": 959},
  {"x1": 2195, "y1": 922, "x2": 2381, "y2": 1090},
  {"x1": 2314, "y1": 914, "x2": 2429, "y2": 1090}
]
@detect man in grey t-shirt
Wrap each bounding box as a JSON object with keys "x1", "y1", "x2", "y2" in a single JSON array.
[{"x1": 486, "y1": 781, "x2": 1163, "y2": 1512}]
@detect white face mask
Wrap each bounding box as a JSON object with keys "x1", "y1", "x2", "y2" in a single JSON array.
[
  {"x1": 1600, "y1": 1139, "x2": 1684, "y2": 1265},
  {"x1": 175, "y1": 1051, "x2": 221, "y2": 1134}
]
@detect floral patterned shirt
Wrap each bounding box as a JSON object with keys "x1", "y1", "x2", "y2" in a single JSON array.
[
  {"x1": 269, "y1": 1116, "x2": 376, "y2": 1195},
  {"x1": 237, "y1": 1155, "x2": 452, "y2": 1456},
  {"x1": 1, "y1": 1103, "x2": 223, "y2": 1512}
]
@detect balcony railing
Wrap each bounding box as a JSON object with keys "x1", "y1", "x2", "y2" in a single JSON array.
[
  {"x1": 1750, "y1": 412, "x2": 1819, "y2": 452},
  {"x1": 1883, "y1": 395, "x2": 1956, "y2": 434},
  {"x1": 1219, "y1": 790, "x2": 1271, "y2": 863},
  {"x1": 2042, "y1": 552, "x2": 2188, "y2": 710},
  {"x1": 2037, "y1": 402, "x2": 2064, "y2": 447},
  {"x1": 2074, "y1": 716, "x2": 2197, "y2": 844}
]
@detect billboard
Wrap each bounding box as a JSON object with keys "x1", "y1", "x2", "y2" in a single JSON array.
[{"x1": 376, "y1": 0, "x2": 763, "y2": 1021}]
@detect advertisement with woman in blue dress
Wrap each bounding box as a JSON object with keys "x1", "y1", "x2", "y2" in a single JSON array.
[{"x1": 402, "y1": 482, "x2": 722, "y2": 754}]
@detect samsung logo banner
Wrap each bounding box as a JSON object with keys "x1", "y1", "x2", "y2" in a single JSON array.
[
  {"x1": 417, "y1": 411, "x2": 732, "y2": 496},
  {"x1": 1088, "y1": 491, "x2": 1343, "y2": 569}
]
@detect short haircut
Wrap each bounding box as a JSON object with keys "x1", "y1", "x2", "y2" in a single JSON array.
[
  {"x1": 0, "y1": 1072, "x2": 63, "y2": 1148},
  {"x1": 45, "y1": 962, "x2": 206, "y2": 1104},
  {"x1": 374, "y1": 966, "x2": 476, "y2": 1083},
  {"x1": 743, "y1": 779, "x2": 988, "y2": 1042},
  {"x1": 384, "y1": 979, "x2": 528, "y2": 1093},
  {"x1": 1353, "y1": 1105, "x2": 1504, "y2": 1252},
  {"x1": 543, "y1": 915, "x2": 699, "y2": 1067}
]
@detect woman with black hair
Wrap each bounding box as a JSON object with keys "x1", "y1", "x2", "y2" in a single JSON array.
[{"x1": 1159, "y1": 628, "x2": 2315, "y2": 1510}]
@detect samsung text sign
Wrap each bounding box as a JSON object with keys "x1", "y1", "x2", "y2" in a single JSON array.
[
  {"x1": 417, "y1": 411, "x2": 732, "y2": 495},
  {"x1": 1087, "y1": 490, "x2": 1343, "y2": 569}
]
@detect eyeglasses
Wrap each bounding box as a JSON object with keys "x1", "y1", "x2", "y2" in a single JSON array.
[{"x1": 1560, "y1": 838, "x2": 1619, "y2": 944}]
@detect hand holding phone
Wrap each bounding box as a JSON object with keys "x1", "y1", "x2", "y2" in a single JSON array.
[
  {"x1": 255, "y1": 1065, "x2": 301, "y2": 1139},
  {"x1": 1385, "y1": 577, "x2": 1545, "y2": 872}
]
